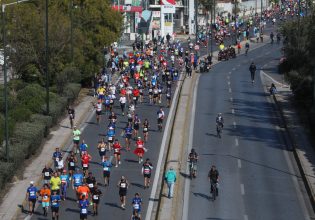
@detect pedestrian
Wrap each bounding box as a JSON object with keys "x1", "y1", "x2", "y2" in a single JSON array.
[
  {"x1": 165, "y1": 167, "x2": 176, "y2": 198},
  {"x1": 249, "y1": 62, "x2": 257, "y2": 83}
]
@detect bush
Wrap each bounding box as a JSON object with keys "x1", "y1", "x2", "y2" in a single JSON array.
[
  {"x1": 17, "y1": 84, "x2": 46, "y2": 113},
  {"x1": 8, "y1": 79, "x2": 27, "y2": 92},
  {"x1": 30, "y1": 114, "x2": 53, "y2": 136},
  {"x1": 12, "y1": 122, "x2": 45, "y2": 156},
  {"x1": 9, "y1": 105, "x2": 32, "y2": 122},
  {"x1": 0, "y1": 162, "x2": 15, "y2": 189},
  {"x1": 46, "y1": 97, "x2": 68, "y2": 124},
  {"x1": 62, "y1": 83, "x2": 81, "y2": 104},
  {"x1": 0, "y1": 114, "x2": 16, "y2": 144}
]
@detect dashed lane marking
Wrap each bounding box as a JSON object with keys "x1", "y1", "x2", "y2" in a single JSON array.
[
  {"x1": 238, "y1": 159, "x2": 242, "y2": 168},
  {"x1": 235, "y1": 138, "x2": 239, "y2": 146},
  {"x1": 241, "y1": 184, "x2": 245, "y2": 195}
]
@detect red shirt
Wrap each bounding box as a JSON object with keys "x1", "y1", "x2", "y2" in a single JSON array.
[
  {"x1": 120, "y1": 88, "x2": 126, "y2": 96},
  {"x1": 133, "y1": 89, "x2": 140, "y2": 97},
  {"x1": 113, "y1": 142, "x2": 121, "y2": 153},
  {"x1": 81, "y1": 154, "x2": 90, "y2": 165},
  {"x1": 136, "y1": 140, "x2": 144, "y2": 148}
]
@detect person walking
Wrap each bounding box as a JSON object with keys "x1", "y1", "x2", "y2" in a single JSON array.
[
  {"x1": 165, "y1": 167, "x2": 176, "y2": 198},
  {"x1": 249, "y1": 62, "x2": 257, "y2": 84}
]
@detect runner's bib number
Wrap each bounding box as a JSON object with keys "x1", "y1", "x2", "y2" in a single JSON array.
[
  {"x1": 133, "y1": 203, "x2": 140, "y2": 209},
  {"x1": 114, "y1": 148, "x2": 119, "y2": 153},
  {"x1": 83, "y1": 164, "x2": 88, "y2": 168},
  {"x1": 103, "y1": 167, "x2": 109, "y2": 171},
  {"x1": 108, "y1": 137, "x2": 113, "y2": 141},
  {"x1": 81, "y1": 208, "x2": 87, "y2": 214},
  {"x1": 101, "y1": 148, "x2": 105, "y2": 152},
  {"x1": 144, "y1": 128, "x2": 148, "y2": 132},
  {"x1": 30, "y1": 191, "x2": 35, "y2": 197},
  {"x1": 133, "y1": 97, "x2": 137, "y2": 100},
  {"x1": 93, "y1": 195, "x2": 99, "y2": 200},
  {"x1": 70, "y1": 162, "x2": 75, "y2": 167},
  {"x1": 88, "y1": 183, "x2": 94, "y2": 188},
  {"x1": 44, "y1": 172, "x2": 50, "y2": 176},
  {"x1": 120, "y1": 183, "x2": 126, "y2": 188}
]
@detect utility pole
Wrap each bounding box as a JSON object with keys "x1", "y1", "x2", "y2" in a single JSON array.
[
  {"x1": 210, "y1": 0, "x2": 214, "y2": 56},
  {"x1": 45, "y1": 0, "x2": 49, "y2": 115},
  {"x1": 234, "y1": 0, "x2": 238, "y2": 44},
  {"x1": 70, "y1": 0, "x2": 73, "y2": 63},
  {"x1": 195, "y1": 0, "x2": 198, "y2": 43}
]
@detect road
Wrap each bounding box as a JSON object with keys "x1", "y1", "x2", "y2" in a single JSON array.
[{"x1": 185, "y1": 42, "x2": 315, "y2": 219}]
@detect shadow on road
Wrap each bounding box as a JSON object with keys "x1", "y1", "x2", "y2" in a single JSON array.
[
  {"x1": 104, "y1": 202, "x2": 121, "y2": 209},
  {"x1": 192, "y1": 192, "x2": 211, "y2": 201}
]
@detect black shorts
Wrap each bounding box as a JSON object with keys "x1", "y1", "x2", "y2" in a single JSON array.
[
  {"x1": 96, "y1": 110, "x2": 102, "y2": 115},
  {"x1": 119, "y1": 190, "x2": 127, "y2": 197},
  {"x1": 149, "y1": 92, "x2": 153, "y2": 96},
  {"x1": 29, "y1": 198, "x2": 36, "y2": 203},
  {"x1": 134, "y1": 124, "x2": 139, "y2": 130},
  {"x1": 157, "y1": 118, "x2": 163, "y2": 124},
  {"x1": 144, "y1": 173, "x2": 151, "y2": 178},
  {"x1": 92, "y1": 199, "x2": 100, "y2": 204},
  {"x1": 73, "y1": 139, "x2": 80, "y2": 145},
  {"x1": 108, "y1": 138, "x2": 114, "y2": 143},
  {"x1": 80, "y1": 213, "x2": 88, "y2": 219},
  {"x1": 126, "y1": 134, "x2": 132, "y2": 139},
  {"x1": 82, "y1": 165, "x2": 89, "y2": 171},
  {"x1": 51, "y1": 206, "x2": 59, "y2": 213},
  {"x1": 153, "y1": 94, "x2": 158, "y2": 98},
  {"x1": 99, "y1": 151, "x2": 106, "y2": 157},
  {"x1": 69, "y1": 165, "x2": 75, "y2": 171},
  {"x1": 103, "y1": 171, "x2": 110, "y2": 177}
]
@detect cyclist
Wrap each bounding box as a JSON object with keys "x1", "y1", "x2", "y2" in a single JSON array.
[
  {"x1": 188, "y1": 149, "x2": 198, "y2": 178},
  {"x1": 208, "y1": 165, "x2": 219, "y2": 197},
  {"x1": 50, "y1": 190, "x2": 61, "y2": 220},
  {"x1": 142, "y1": 159, "x2": 153, "y2": 188},
  {"x1": 39, "y1": 183, "x2": 51, "y2": 216},
  {"x1": 60, "y1": 170, "x2": 70, "y2": 200},
  {"x1": 249, "y1": 62, "x2": 257, "y2": 83}
]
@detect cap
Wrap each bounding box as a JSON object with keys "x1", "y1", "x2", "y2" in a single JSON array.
[{"x1": 30, "y1": 181, "x2": 34, "y2": 185}]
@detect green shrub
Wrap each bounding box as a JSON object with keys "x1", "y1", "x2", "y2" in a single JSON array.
[
  {"x1": 9, "y1": 105, "x2": 32, "y2": 122},
  {"x1": 0, "y1": 162, "x2": 15, "y2": 189},
  {"x1": 62, "y1": 83, "x2": 81, "y2": 104},
  {"x1": 8, "y1": 79, "x2": 26, "y2": 92},
  {"x1": 12, "y1": 122, "x2": 45, "y2": 156},
  {"x1": 0, "y1": 114, "x2": 16, "y2": 144},
  {"x1": 30, "y1": 114, "x2": 53, "y2": 136},
  {"x1": 17, "y1": 84, "x2": 46, "y2": 113},
  {"x1": 46, "y1": 97, "x2": 68, "y2": 124}
]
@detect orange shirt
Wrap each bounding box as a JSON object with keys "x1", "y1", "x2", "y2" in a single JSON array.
[
  {"x1": 40, "y1": 188, "x2": 51, "y2": 202},
  {"x1": 77, "y1": 185, "x2": 90, "y2": 199}
]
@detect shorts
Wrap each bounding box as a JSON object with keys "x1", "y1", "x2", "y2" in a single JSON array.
[
  {"x1": 73, "y1": 139, "x2": 80, "y2": 145},
  {"x1": 82, "y1": 165, "x2": 89, "y2": 171},
  {"x1": 51, "y1": 206, "x2": 59, "y2": 213},
  {"x1": 157, "y1": 118, "x2": 163, "y2": 124},
  {"x1": 108, "y1": 138, "x2": 114, "y2": 143},
  {"x1": 42, "y1": 201, "x2": 50, "y2": 208},
  {"x1": 29, "y1": 198, "x2": 36, "y2": 203},
  {"x1": 92, "y1": 199, "x2": 100, "y2": 204},
  {"x1": 103, "y1": 171, "x2": 111, "y2": 177},
  {"x1": 99, "y1": 151, "x2": 106, "y2": 157},
  {"x1": 144, "y1": 173, "x2": 151, "y2": 178},
  {"x1": 134, "y1": 124, "x2": 139, "y2": 130},
  {"x1": 80, "y1": 214, "x2": 88, "y2": 219},
  {"x1": 96, "y1": 110, "x2": 102, "y2": 115},
  {"x1": 119, "y1": 190, "x2": 127, "y2": 197},
  {"x1": 125, "y1": 134, "x2": 132, "y2": 139},
  {"x1": 114, "y1": 151, "x2": 120, "y2": 155},
  {"x1": 153, "y1": 94, "x2": 158, "y2": 98},
  {"x1": 149, "y1": 92, "x2": 153, "y2": 96},
  {"x1": 69, "y1": 165, "x2": 75, "y2": 171}
]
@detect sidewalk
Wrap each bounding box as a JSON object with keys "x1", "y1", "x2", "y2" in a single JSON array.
[{"x1": 260, "y1": 68, "x2": 315, "y2": 211}]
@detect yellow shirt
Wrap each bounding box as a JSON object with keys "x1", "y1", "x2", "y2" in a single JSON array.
[
  {"x1": 219, "y1": 44, "x2": 225, "y2": 50},
  {"x1": 50, "y1": 177, "x2": 61, "y2": 190},
  {"x1": 97, "y1": 87, "x2": 105, "y2": 95}
]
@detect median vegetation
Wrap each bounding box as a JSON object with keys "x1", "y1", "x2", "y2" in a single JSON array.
[{"x1": 0, "y1": 0, "x2": 122, "y2": 190}]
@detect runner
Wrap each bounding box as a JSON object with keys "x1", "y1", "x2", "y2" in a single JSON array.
[
  {"x1": 25, "y1": 181, "x2": 38, "y2": 216},
  {"x1": 42, "y1": 164, "x2": 53, "y2": 185},
  {"x1": 60, "y1": 170, "x2": 70, "y2": 200},
  {"x1": 81, "y1": 151, "x2": 92, "y2": 177},
  {"x1": 142, "y1": 158, "x2": 153, "y2": 188},
  {"x1": 39, "y1": 183, "x2": 51, "y2": 216},
  {"x1": 119, "y1": 94, "x2": 127, "y2": 116},
  {"x1": 134, "y1": 137, "x2": 146, "y2": 163},
  {"x1": 73, "y1": 126, "x2": 81, "y2": 154},
  {"x1": 94, "y1": 99, "x2": 102, "y2": 124},
  {"x1": 117, "y1": 176, "x2": 129, "y2": 209},
  {"x1": 91, "y1": 185, "x2": 102, "y2": 216},
  {"x1": 77, "y1": 183, "x2": 91, "y2": 202},
  {"x1": 113, "y1": 139, "x2": 122, "y2": 167},
  {"x1": 86, "y1": 172, "x2": 97, "y2": 193},
  {"x1": 131, "y1": 193, "x2": 143, "y2": 218},
  {"x1": 67, "y1": 151, "x2": 77, "y2": 180},
  {"x1": 72, "y1": 169, "x2": 84, "y2": 190},
  {"x1": 133, "y1": 114, "x2": 141, "y2": 139},
  {"x1": 157, "y1": 107, "x2": 165, "y2": 132},
  {"x1": 52, "y1": 147, "x2": 62, "y2": 170},
  {"x1": 79, "y1": 194, "x2": 89, "y2": 220},
  {"x1": 102, "y1": 156, "x2": 113, "y2": 187},
  {"x1": 97, "y1": 138, "x2": 107, "y2": 162},
  {"x1": 142, "y1": 119, "x2": 150, "y2": 143},
  {"x1": 79, "y1": 140, "x2": 89, "y2": 156},
  {"x1": 50, "y1": 190, "x2": 61, "y2": 220},
  {"x1": 50, "y1": 172, "x2": 61, "y2": 195},
  {"x1": 124, "y1": 123, "x2": 133, "y2": 150},
  {"x1": 107, "y1": 125, "x2": 115, "y2": 151}
]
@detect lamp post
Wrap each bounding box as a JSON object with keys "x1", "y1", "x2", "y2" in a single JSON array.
[
  {"x1": 195, "y1": 0, "x2": 198, "y2": 43},
  {"x1": 70, "y1": 0, "x2": 73, "y2": 63},
  {"x1": 1, "y1": 0, "x2": 49, "y2": 160}
]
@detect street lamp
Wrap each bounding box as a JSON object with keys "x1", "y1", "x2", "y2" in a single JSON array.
[{"x1": 1, "y1": 0, "x2": 49, "y2": 160}]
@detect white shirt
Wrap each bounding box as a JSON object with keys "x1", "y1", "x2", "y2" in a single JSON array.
[{"x1": 119, "y1": 96, "x2": 126, "y2": 104}]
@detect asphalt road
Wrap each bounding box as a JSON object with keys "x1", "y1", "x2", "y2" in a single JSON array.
[{"x1": 186, "y1": 42, "x2": 315, "y2": 219}]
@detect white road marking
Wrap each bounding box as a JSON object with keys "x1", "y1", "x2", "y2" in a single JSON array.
[
  {"x1": 241, "y1": 184, "x2": 245, "y2": 195},
  {"x1": 261, "y1": 71, "x2": 289, "y2": 87},
  {"x1": 235, "y1": 138, "x2": 239, "y2": 146},
  {"x1": 244, "y1": 214, "x2": 249, "y2": 220},
  {"x1": 232, "y1": 67, "x2": 236, "y2": 71},
  {"x1": 228, "y1": 71, "x2": 232, "y2": 74},
  {"x1": 228, "y1": 81, "x2": 231, "y2": 86},
  {"x1": 233, "y1": 121, "x2": 236, "y2": 128},
  {"x1": 232, "y1": 108, "x2": 235, "y2": 114},
  {"x1": 229, "y1": 88, "x2": 232, "y2": 93},
  {"x1": 230, "y1": 97, "x2": 233, "y2": 102},
  {"x1": 227, "y1": 75, "x2": 230, "y2": 79},
  {"x1": 238, "y1": 159, "x2": 242, "y2": 168},
  {"x1": 182, "y1": 75, "x2": 200, "y2": 220}
]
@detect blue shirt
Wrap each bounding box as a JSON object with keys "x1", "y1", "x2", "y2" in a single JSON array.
[
  {"x1": 80, "y1": 143, "x2": 88, "y2": 151},
  {"x1": 27, "y1": 186, "x2": 37, "y2": 199},
  {"x1": 60, "y1": 174, "x2": 69, "y2": 185},
  {"x1": 73, "y1": 173, "x2": 84, "y2": 187},
  {"x1": 125, "y1": 127, "x2": 133, "y2": 135},
  {"x1": 132, "y1": 197, "x2": 142, "y2": 210},
  {"x1": 53, "y1": 152, "x2": 62, "y2": 159},
  {"x1": 79, "y1": 200, "x2": 89, "y2": 214},
  {"x1": 102, "y1": 161, "x2": 113, "y2": 172},
  {"x1": 107, "y1": 129, "x2": 115, "y2": 137},
  {"x1": 51, "y1": 195, "x2": 61, "y2": 207}
]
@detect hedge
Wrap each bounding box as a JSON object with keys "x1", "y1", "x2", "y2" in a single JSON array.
[
  {"x1": 62, "y1": 83, "x2": 81, "y2": 104},
  {"x1": 30, "y1": 114, "x2": 53, "y2": 137},
  {"x1": 0, "y1": 162, "x2": 15, "y2": 189},
  {"x1": 46, "y1": 96, "x2": 68, "y2": 124}
]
